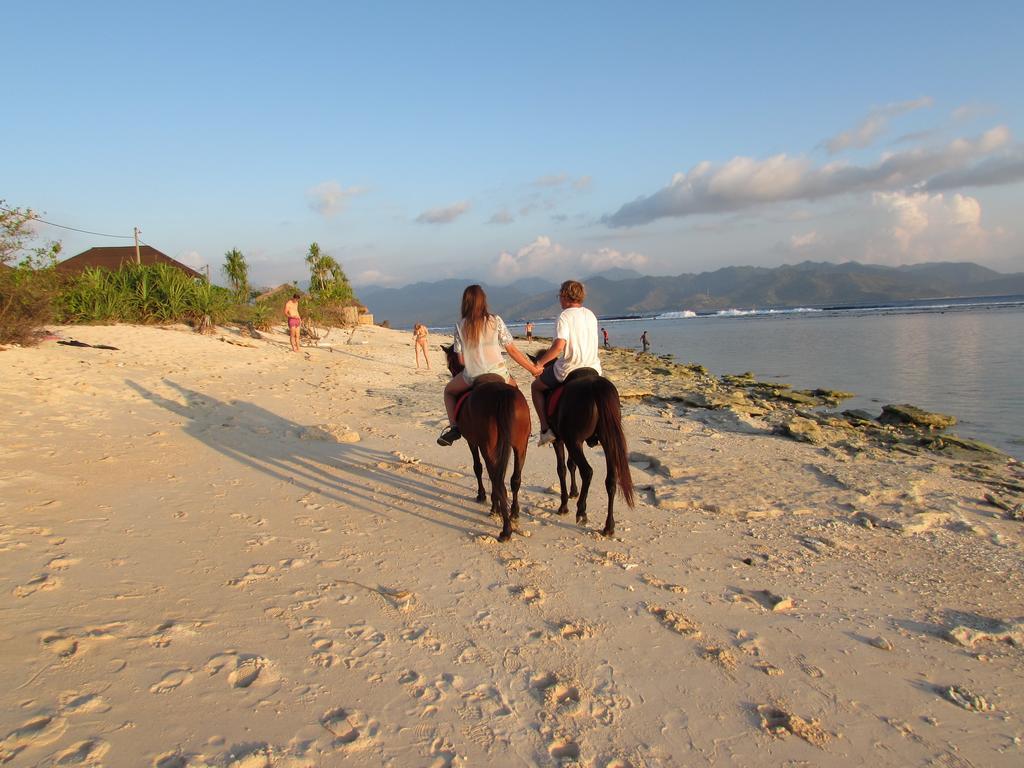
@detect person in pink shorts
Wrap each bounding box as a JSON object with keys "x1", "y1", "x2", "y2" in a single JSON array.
[{"x1": 284, "y1": 293, "x2": 302, "y2": 353}]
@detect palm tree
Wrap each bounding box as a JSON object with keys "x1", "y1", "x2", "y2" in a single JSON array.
[{"x1": 222, "y1": 248, "x2": 249, "y2": 300}]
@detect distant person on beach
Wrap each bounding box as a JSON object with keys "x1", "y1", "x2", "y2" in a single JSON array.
[
  {"x1": 525, "y1": 321, "x2": 534, "y2": 341},
  {"x1": 640, "y1": 330, "x2": 650, "y2": 354},
  {"x1": 531, "y1": 280, "x2": 601, "y2": 447},
  {"x1": 413, "y1": 323, "x2": 430, "y2": 369},
  {"x1": 284, "y1": 293, "x2": 301, "y2": 353},
  {"x1": 602, "y1": 327, "x2": 610, "y2": 349},
  {"x1": 438, "y1": 285, "x2": 541, "y2": 446}
]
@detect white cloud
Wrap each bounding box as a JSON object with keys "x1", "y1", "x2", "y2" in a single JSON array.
[
  {"x1": 790, "y1": 231, "x2": 819, "y2": 249},
  {"x1": 579, "y1": 247, "x2": 648, "y2": 272},
  {"x1": 604, "y1": 126, "x2": 1014, "y2": 227},
  {"x1": 176, "y1": 249, "x2": 206, "y2": 270},
  {"x1": 868, "y1": 191, "x2": 996, "y2": 264},
  {"x1": 494, "y1": 236, "x2": 569, "y2": 280},
  {"x1": 353, "y1": 269, "x2": 401, "y2": 287},
  {"x1": 416, "y1": 201, "x2": 471, "y2": 224},
  {"x1": 493, "y1": 236, "x2": 648, "y2": 281},
  {"x1": 534, "y1": 173, "x2": 568, "y2": 188},
  {"x1": 825, "y1": 96, "x2": 934, "y2": 154},
  {"x1": 306, "y1": 181, "x2": 367, "y2": 217},
  {"x1": 488, "y1": 208, "x2": 514, "y2": 225},
  {"x1": 573, "y1": 175, "x2": 593, "y2": 191}
]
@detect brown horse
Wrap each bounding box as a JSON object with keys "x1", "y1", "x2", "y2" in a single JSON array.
[
  {"x1": 537, "y1": 363, "x2": 635, "y2": 536},
  {"x1": 442, "y1": 344, "x2": 532, "y2": 542}
]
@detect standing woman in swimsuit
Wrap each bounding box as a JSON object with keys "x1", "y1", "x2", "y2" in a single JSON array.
[
  {"x1": 437, "y1": 285, "x2": 542, "y2": 445},
  {"x1": 413, "y1": 323, "x2": 431, "y2": 369}
]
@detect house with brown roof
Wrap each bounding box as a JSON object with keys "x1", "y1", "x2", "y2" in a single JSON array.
[{"x1": 57, "y1": 246, "x2": 203, "y2": 279}]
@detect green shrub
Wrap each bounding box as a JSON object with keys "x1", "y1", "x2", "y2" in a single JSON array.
[
  {"x1": 187, "y1": 279, "x2": 232, "y2": 333},
  {"x1": 250, "y1": 301, "x2": 273, "y2": 330},
  {"x1": 0, "y1": 263, "x2": 59, "y2": 345}
]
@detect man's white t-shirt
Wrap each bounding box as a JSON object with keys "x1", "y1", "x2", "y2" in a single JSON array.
[{"x1": 554, "y1": 306, "x2": 602, "y2": 381}]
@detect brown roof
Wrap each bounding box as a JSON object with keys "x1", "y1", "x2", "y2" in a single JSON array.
[{"x1": 57, "y1": 246, "x2": 203, "y2": 279}]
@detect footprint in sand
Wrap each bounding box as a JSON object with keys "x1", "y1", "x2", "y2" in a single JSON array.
[
  {"x1": 41, "y1": 632, "x2": 79, "y2": 658},
  {"x1": 0, "y1": 714, "x2": 68, "y2": 762},
  {"x1": 548, "y1": 739, "x2": 581, "y2": 762},
  {"x1": 645, "y1": 603, "x2": 702, "y2": 637},
  {"x1": 400, "y1": 624, "x2": 444, "y2": 653},
  {"x1": 46, "y1": 555, "x2": 81, "y2": 571},
  {"x1": 531, "y1": 672, "x2": 584, "y2": 714},
  {"x1": 510, "y1": 585, "x2": 545, "y2": 605},
  {"x1": 58, "y1": 691, "x2": 111, "y2": 715},
  {"x1": 640, "y1": 573, "x2": 687, "y2": 594},
  {"x1": 460, "y1": 682, "x2": 510, "y2": 720},
  {"x1": 149, "y1": 669, "x2": 193, "y2": 694},
  {"x1": 340, "y1": 624, "x2": 388, "y2": 668},
  {"x1": 14, "y1": 572, "x2": 62, "y2": 598},
  {"x1": 228, "y1": 657, "x2": 272, "y2": 689},
  {"x1": 557, "y1": 619, "x2": 596, "y2": 640},
  {"x1": 319, "y1": 708, "x2": 380, "y2": 751},
  {"x1": 52, "y1": 738, "x2": 111, "y2": 765},
  {"x1": 310, "y1": 638, "x2": 343, "y2": 668},
  {"x1": 428, "y1": 736, "x2": 459, "y2": 768},
  {"x1": 227, "y1": 563, "x2": 276, "y2": 588}
]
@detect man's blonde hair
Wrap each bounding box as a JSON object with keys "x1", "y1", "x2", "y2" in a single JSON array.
[{"x1": 559, "y1": 280, "x2": 586, "y2": 303}]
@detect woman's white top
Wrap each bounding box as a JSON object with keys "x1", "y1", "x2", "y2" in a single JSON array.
[{"x1": 454, "y1": 315, "x2": 513, "y2": 380}]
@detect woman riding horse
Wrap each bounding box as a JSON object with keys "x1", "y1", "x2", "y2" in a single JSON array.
[{"x1": 438, "y1": 285, "x2": 539, "y2": 541}]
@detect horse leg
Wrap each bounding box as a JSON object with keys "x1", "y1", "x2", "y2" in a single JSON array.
[
  {"x1": 602, "y1": 440, "x2": 617, "y2": 537},
  {"x1": 554, "y1": 440, "x2": 569, "y2": 515},
  {"x1": 566, "y1": 441, "x2": 592, "y2": 527},
  {"x1": 567, "y1": 455, "x2": 579, "y2": 498},
  {"x1": 469, "y1": 443, "x2": 486, "y2": 504},
  {"x1": 510, "y1": 444, "x2": 523, "y2": 521},
  {"x1": 484, "y1": 453, "x2": 512, "y2": 541}
]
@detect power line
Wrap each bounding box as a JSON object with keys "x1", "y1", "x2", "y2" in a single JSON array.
[{"x1": 0, "y1": 204, "x2": 134, "y2": 239}]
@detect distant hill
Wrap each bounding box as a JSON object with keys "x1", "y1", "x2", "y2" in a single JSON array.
[
  {"x1": 363, "y1": 277, "x2": 557, "y2": 328},
  {"x1": 364, "y1": 261, "x2": 1024, "y2": 328}
]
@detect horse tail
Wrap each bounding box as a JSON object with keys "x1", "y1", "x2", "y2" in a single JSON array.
[
  {"x1": 593, "y1": 378, "x2": 635, "y2": 508},
  {"x1": 492, "y1": 385, "x2": 517, "y2": 486}
]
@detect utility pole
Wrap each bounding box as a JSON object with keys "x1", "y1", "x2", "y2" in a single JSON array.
[
  {"x1": 134, "y1": 227, "x2": 141, "y2": 264},
  {"x1": 205, "y1": 264, "x2": 210, "y2": 281}
]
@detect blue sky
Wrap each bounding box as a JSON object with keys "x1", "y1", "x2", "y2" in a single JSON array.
[{"x1": 5, "y1": 1, "x2": 1023, "y2": 288}]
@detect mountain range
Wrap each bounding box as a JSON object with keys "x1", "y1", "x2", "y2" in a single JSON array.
[{"x1": 359, "y1": 261, "x2": 1024, "y2": 328}]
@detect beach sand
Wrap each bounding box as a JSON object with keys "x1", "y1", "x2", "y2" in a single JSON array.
[{"x1": 1, "y1": 323, "x2": 1022, "y2": 767}]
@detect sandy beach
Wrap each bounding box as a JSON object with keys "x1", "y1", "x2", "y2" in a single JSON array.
[{"x1": 1, "y1": 322, "x2": 1023, "y2": 768}]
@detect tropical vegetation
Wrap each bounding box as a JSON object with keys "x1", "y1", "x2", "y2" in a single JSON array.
[
  {"x1": 0, "y1": 201, "x2": 62, "y2": 344},
  {"x1": 0, "y1": 203, "x2": 363, "y2": 345}
]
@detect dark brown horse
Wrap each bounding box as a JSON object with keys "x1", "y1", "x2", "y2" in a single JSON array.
[
  {"x1": 442, "y1": 344, "x2": 532, "y2": 542},
  {"x1": 537, "y1": 363, "x2": 635, "y2": 536}
]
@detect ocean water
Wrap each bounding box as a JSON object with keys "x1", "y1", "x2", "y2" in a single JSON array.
[{"x1": 515, "y1": 297, "x2": 1024, "y2": 459}]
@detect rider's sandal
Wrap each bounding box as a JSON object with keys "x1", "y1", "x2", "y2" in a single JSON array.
[{"x1": 437, "y1": 425, "x2": 462, "y2": 446}]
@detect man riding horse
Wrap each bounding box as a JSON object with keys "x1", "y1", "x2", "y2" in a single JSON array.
[
  {"x1": 531, "y1": 279, "x2": 634, "y2": 536},
  {"x1": 530, "y1": 280, "x2": 602, "y2": 445}
]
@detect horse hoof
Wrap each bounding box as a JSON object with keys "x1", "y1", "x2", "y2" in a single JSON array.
[
  {"x1": 576, "y1": 515, "x2": 588, "y2": 526},
  {"x1": 556, "y1": 507, "x2": 569, "y2": 516},
  {"x1": 475, "y1": 494, "x2": 487, "y2": 504},
  {"x1": 569, "y1": 491, "x2": 579, "y2": 499},
  {"x1": 601, "y1": 527, "x2": 614, "y2": 537},
  {"x1": 497, "y1": 530, "x2": 512, "y2": 542}
]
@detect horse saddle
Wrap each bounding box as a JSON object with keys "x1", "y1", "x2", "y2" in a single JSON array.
[
  {"x1": 544, "y1": 367, "x2": 599, "y2": 418},
  {"x1": 453, "y1": 374, "x2": 511, "y2": 420}
]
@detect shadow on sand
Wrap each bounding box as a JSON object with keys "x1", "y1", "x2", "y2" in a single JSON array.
[{"x1": 126, "y1": 379, "x2": 511, "y2": 537}]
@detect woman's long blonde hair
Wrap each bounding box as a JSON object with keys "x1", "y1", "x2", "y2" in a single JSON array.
[{"x1": 460, "y1": 284, "x2": 493, "y2": 346}]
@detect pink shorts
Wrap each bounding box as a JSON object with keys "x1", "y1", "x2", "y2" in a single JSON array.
[{"x1": 288, "y1": 317, "x2": 301, "y2": 329}]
